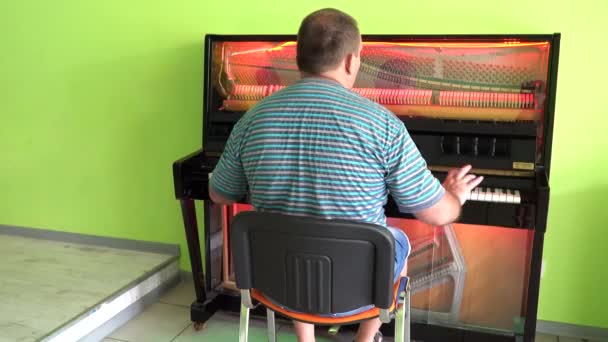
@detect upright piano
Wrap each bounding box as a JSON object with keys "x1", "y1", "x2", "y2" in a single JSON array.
[{"x1": 173, "y1": 34, "x2": 560, "y2": 342}]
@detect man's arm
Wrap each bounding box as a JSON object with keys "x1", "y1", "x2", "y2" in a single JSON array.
[
  {"x1": 385, "y1": 124, "x2": 482, "y2": 227},
  {"x1": 413, "y1": 191, "x2": 461, "y2": 226},
  {"x1": 208, "y1": 183, "x2": 238, "y2": 205},
  {"x1": 207, "y1": 119, "x2": 248, "y2": 205}
]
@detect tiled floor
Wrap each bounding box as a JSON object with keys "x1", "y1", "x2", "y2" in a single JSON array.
[
  {"x1": 105, "y1": 276, "x2": 353, "y2": 342},
  {"x1": 105, "y1": 277, "x2": 593, "y2": 342},
  {"x1": 0, "y1": 233, "x2": 176, "y2": 342}
]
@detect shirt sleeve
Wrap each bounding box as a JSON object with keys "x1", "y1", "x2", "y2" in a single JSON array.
[
  {"x1": 385, "y1": 124, "x2": 445, "y2": 213},
  {"x1": 209, "y1": 121, "x2": 248, "y2": 201}
]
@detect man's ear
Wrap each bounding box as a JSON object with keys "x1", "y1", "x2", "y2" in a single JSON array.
[{"x1": 344, "y1": 53, "x2": 354, "y2": 75}]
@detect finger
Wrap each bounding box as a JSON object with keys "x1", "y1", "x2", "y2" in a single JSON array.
[
  {"x1": 446, "y1": 168, "x2": 458, "y2": 180},
  {"x1": 467, "y1": 175, "x2": 484, "y2": 189},
  {"x1": 461, "y1": 174, "x2": 477, "y2": 184},
  {"x1": 455, "y1": 164, "x2": 472, "y2": 179}
]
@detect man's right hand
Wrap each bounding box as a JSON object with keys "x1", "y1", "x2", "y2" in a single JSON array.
[
  {"x1": 413, "y1": 165, "x2": 484, "y2": 226},
  {"x1": 442, "y1": 165, "x2": 484, "y2": 205}
]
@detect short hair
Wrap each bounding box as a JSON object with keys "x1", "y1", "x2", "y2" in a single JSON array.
[{"x1": 296, "y1": 8, "x2": 361, "y2": 75}]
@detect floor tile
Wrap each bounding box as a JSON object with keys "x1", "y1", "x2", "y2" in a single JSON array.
[
  {"x1": 172, "y1": 311, "x2": 389, "y2": 342},
  {"x1": 535, "y1": 333, "x2": 559, "y2": 342},
  {"x1": 173, "y1": 312, "x2": 271, "y2": 342},
  {"x1": 159, "y1": 276, "x2": 196, "y2": 307},
  {"x1": 278, "y1": 323, "x2": 355, "y2": 342},
  {"x1": 109, "y1": 302, "x2": 190, "y2": 342},
  {"x1": 558, "y1": 337, "x2": 585, "y2": 342}
]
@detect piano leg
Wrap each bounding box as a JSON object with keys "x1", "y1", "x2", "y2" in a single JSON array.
[
  {"x1": 523, "y1": 231, "x2": 545, "y2": 342},
  {"x1": 180, "y1": 199, "x2": 220, "y2": 328}
]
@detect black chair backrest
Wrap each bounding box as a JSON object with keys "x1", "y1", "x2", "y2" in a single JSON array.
[{"x1": 230, "y1": 211, "x2": 395, "y2": 315}]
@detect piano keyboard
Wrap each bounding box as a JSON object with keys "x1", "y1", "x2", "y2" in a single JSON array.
[{"x1": 467, "y1": 187, "x2": 521, "y2": 204}]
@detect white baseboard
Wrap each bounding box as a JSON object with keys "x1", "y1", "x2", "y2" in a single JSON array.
[{"x1": 537, "y1": 319, "x2": 608, "y2": 341}]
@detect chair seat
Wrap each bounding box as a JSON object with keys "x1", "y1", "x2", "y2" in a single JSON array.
[{"x1": 250, "y1": 277, "x2": 403, "y2": 325}]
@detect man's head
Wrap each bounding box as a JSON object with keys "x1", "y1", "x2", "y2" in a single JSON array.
[{"x1": 296, "y1": 8, "x2": 362, "y2": 88}]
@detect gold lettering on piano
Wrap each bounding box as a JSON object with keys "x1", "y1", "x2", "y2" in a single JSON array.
[{"x1": 512, "y1": 162, "x2": 534, "y2": 170}]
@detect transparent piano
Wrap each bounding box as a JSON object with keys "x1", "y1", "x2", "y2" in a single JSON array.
[{"x1": 175, "y1": 34, "x2": 559, "y2": 342}]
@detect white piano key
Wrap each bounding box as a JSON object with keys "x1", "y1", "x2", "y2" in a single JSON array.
[
  {"x1": 505, "y1": 189, "x2": 515, "y2": 203},
  {"x1": 479, "y1": 188, "x2": 486, "y2": 201},
  {"x1": 487, "y1": 188, "x2": 496, "y2": 202},
  {"x1": 475, "y1": 188, "x2": 483, "y2": 201},
  {"x1": 491, "y1": 189, "x2": 499, "y2": 202},
  {"x1": 486, "y1": 188, "x2": 494, "y2": 202},
  {"x1": 471, "y1": 188, "x2": 479, "y2": 201},
  {"x1": 479, "y1": 188, "x2": 488, "y2": 202},
  {"x1": 485, "y1": 189, "x2": 492, "y2": 202},
  {"x1": 498, "y1": 188, "x2": 507, "y2": 202},
  {"x1": 465, "y1": 187, "x2": 523, "y2": 204},
  {"x1": 514, "y1": 190, "x2": 521, "y2": 204}
]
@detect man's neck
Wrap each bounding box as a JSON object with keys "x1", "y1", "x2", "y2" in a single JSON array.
[{"x1": 301, "y1": 71, "x2": 350, "y2": 88}]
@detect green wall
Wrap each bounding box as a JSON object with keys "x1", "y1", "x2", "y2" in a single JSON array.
[{"x1": 1, "y1": 0, "x2": 607, "y2": 329}]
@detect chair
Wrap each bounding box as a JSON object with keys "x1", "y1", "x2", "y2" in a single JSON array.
[{"x1": 230, "y1": 211, "x2": 411, "y2": 342}]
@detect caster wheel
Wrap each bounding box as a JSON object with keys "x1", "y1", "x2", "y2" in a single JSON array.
[{"x1": 193, "y1": 321, "x2": 206, "y2": 331}]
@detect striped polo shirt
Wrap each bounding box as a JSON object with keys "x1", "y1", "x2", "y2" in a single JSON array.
[{"x1": 210, "y1": 77, "x2": 445, "y2": 227}]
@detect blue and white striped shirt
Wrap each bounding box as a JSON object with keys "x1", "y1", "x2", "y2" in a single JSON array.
[{"x1": 210, "y1": 77, "x2": 445, "y2": 227}]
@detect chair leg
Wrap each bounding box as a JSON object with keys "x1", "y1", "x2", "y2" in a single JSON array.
[
  {"x1": 405, "y1": 290, "x2": 411, "y2": 342},
  {"x1": 239, "y1": 302, "x2": 250, "y2": 342},
  {"x1": 266, "y1": 308, "x2": 277, "y2": 342},
  {"x1": 328, "y1": 325, "x2": 341, "y2": 335},
  {"x1": 395, "y1": 299, "x2": 405, "y2": 342},
  {"x1": 395, "y1": 288, "x2": 411, "y2": 342}
]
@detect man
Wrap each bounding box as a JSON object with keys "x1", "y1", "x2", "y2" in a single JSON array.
[{"x1": 209, "y1": 8, "x2": 483, "y2": 342}]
